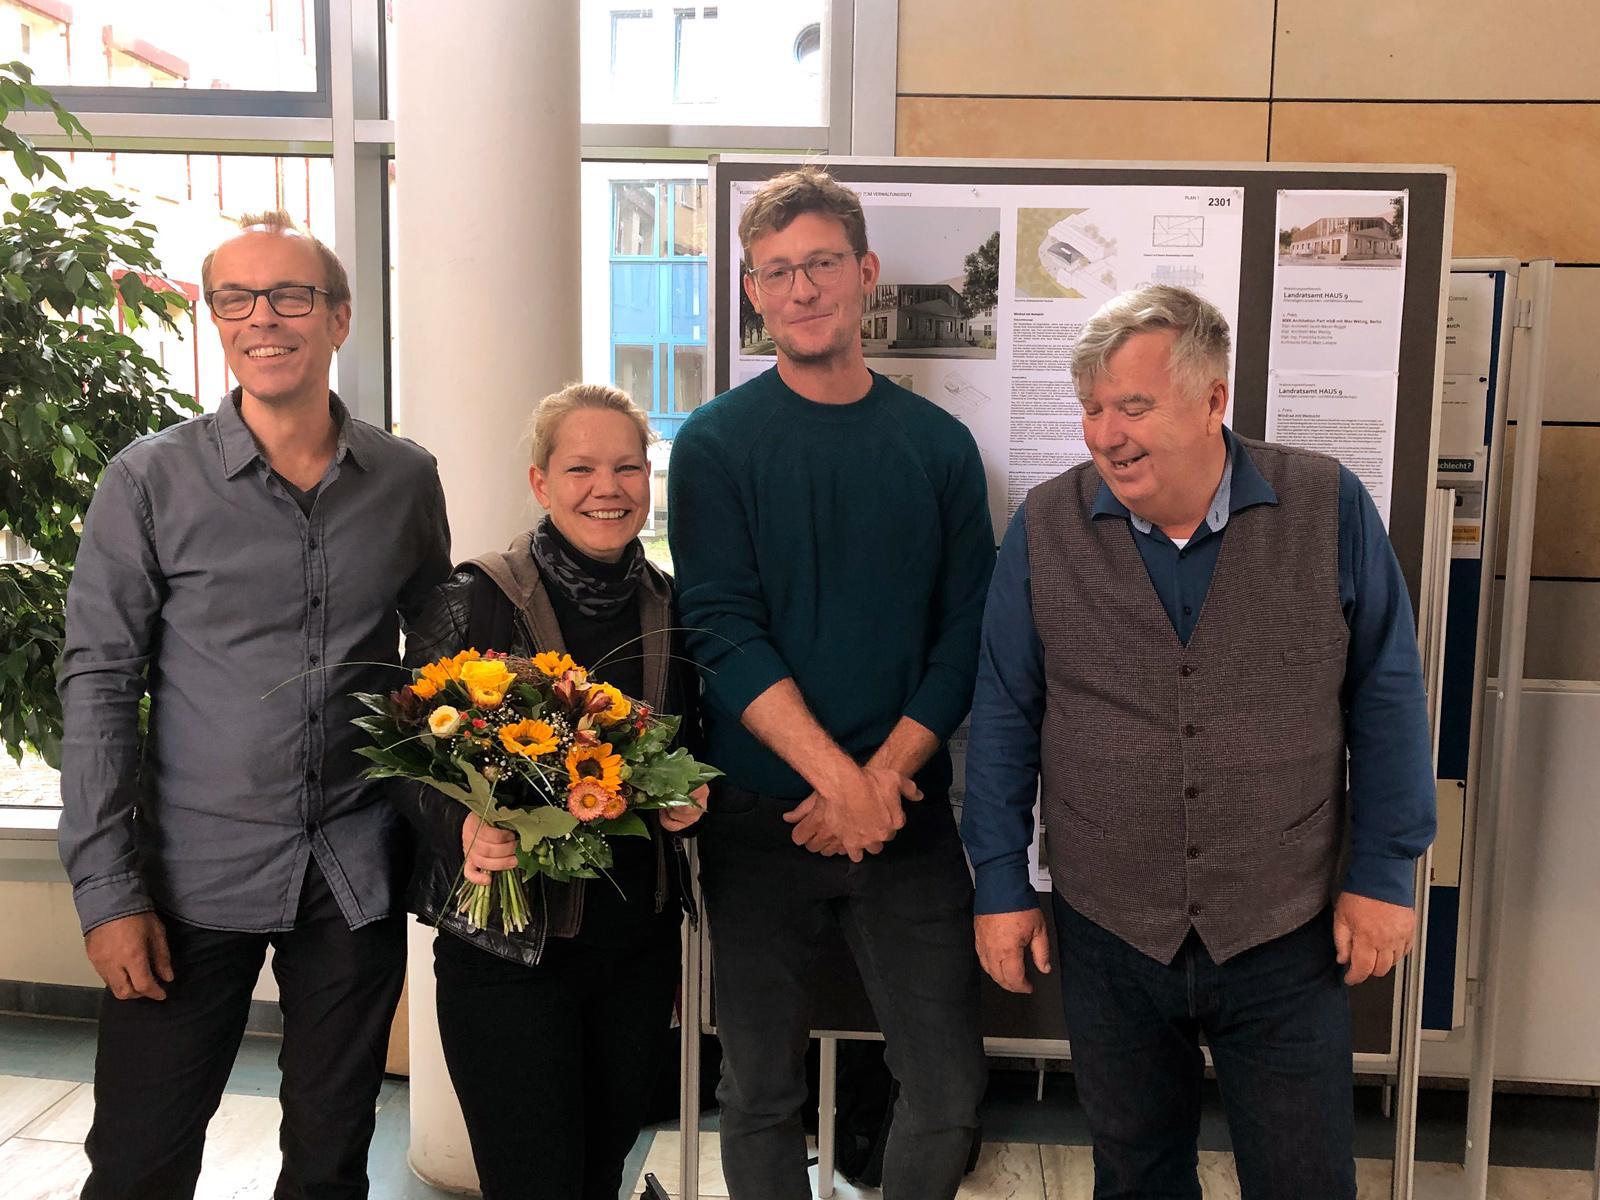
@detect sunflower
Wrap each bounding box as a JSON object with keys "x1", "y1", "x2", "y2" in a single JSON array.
[
  {"x1": 567, "y1": 779, "x2": 613, "y2": 823},
  {"x1": 589, "y1": 682, "x2": 631, "y2": 724},
  {"x1": 499, "y1": 719, "x2": 558, "y2": 758},
  {"x1": 532, "y1": 651, "x2": 577, "y2": 677},
  {"x1": 565, "y1": 741, "x2": 623, "y2": 792}
]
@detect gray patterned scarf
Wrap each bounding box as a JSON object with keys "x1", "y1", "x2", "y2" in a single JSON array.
[{"x1": 528, "y1": 516, "x2": 647, "y2": 619}]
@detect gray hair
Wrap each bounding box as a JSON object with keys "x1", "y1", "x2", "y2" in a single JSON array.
[{"x1": 1070, "y1": 284, "x2": 1231, "y2": 401}]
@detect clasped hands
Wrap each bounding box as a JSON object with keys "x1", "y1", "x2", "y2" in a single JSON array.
[{"x1": 781, "y1": 764, "x2": 922, "y2": 861}]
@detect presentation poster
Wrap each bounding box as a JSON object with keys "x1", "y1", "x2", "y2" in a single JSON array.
[
  {"x1": 1266, "y1": 189, "x2": 1410, "y2": 527},
  {"x1": 727, "y1": 179, "x2": 1246, "y2": 540},
  {"x1": 1439, "y1": 272, "x2": 1499, "y2": 559}
]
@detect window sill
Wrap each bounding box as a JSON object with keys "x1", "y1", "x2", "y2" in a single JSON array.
[{"x1": 0, "y1": 806, "x2": 67, "y2": 883}]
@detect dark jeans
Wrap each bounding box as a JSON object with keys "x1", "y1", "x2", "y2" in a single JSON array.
[
  {"x1": 81, "y1": 861, "x2": 407, "y2": 1200},
  {"x1": 1052, "y1": 893, "x2": 1356, "y2": 1200},
  {"x1": 432, "y1": 915, "x2": 681, "y2": 1200},
  {"x1": 699, "y1": 789, "x2": 987, "y2": 1200}
]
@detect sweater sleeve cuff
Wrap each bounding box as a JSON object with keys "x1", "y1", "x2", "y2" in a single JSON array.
[
  {"x1": 903, "y1": 670, "x2": 970, "y2": 743},
  {"x1": 704, "y1": 639, "x2": 793, "y2": 719},
  {"x1": 1341, "y1": 853, "x2": 1418, "y2": 908},
  {"x1": 73, "y1": 872, "x2": 156, "y2": 935},
  {"x1": 973, "y1": 854, "x2": 1038, "y2": 916}
]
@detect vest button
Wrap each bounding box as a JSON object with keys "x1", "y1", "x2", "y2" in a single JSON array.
[
  {"x1": 1184, "y1": 785, "x2": 1199, "y2": 799},
  {"x1": 1187, "y1": 846, "x2": 1201, "y2": 859},
  {"x1": 1180, "y1": 664, "x2": 1194, "y2": 677},
  {"x1": 1188, "y1": 902, "x2": 1203, "y2": 916},
  {"x1": 1184, "y1": 724, "x2": 1197, "y2": 737}
]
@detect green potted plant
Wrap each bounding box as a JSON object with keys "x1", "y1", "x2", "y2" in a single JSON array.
[{"x1": 0, "y1": 61, "x2": 198, "y2": 766}]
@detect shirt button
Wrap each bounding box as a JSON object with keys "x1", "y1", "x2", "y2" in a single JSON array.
[
  {"x1": 1179, "y1": 664, "x2": 1194, "y2": 677},
  {"x1": 309, "y1": 654, "x2": 320, "y2": 665},
  {"x1": 1184, "y1": 724, "x2": 1197, "y2": 737},
  {"x1": 1182, "y1": 605, "x2": 1193, "y2": 616},
  {"x1": 1184, "y1": 785, "x2": 1199, "y2": 799},
  {"x1": 1188, "y1": 902, "x2": 1203, "y2": 916},
  {"x1": 1187, "y1": 846, "x2": 1201, "y2": 859},
  {"x1": 310, "y1": 596, "x2": 322, "y2": 609},
  {"x1": 308, "y1": 538, "x2": 318, "y2": 549},
  {"x1": 307, "y1": 770, "x2": 319, "y2": 783},
  {"x1": 308, "y1": 711, "x2": 319, "y2": 724}
]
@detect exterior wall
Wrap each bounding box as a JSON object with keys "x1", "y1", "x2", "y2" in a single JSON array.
[{"x1": 897, "y1": 0, "x2": 1600, "y2": 683}]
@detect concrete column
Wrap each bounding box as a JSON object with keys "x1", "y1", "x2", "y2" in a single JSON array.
[{"x1": 393, "y1": 1, "x2": 581, "y2": 1190}]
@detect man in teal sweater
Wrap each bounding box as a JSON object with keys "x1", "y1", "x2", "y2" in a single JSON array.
[{"x1": 668, "y1": 167, "x2": 995, "y2": 1200}]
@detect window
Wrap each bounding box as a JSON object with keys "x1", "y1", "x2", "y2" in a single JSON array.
[
  {"x1": 3, "y1": 0, "x2": 321, "y2": 93},
  {"x1": 581, "y1": 0, "x2": 826, "y2": 127}
]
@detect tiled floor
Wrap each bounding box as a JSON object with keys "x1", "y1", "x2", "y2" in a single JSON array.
[{"x1": 1, "y1": 1013, "x2": 1596, "y2": 1199}]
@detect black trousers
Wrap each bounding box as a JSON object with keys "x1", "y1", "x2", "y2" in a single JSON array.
[
  {"x1": 432, "y1": 914, "x2": 682, "y2": 1200},
  {"x1": 81, "y1": 862, "x2": 407, "y2": 1200},
  {"x1": 698, "y1": 789, "x2": 987, "y2": 1200}
]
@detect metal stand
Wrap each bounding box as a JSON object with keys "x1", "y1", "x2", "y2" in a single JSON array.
[
  {"x1": 1465, "y1": 259, "x2": 1556, "y2": 1199},
  {"x1": 816, "y1": 1036, "x2": 838, "y2": 1199},
  {"x1": 678, "y1": 842, "x2": 704, "y2": 1200}
]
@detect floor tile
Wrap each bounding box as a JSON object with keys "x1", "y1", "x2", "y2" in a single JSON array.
[
  {"x1": 0, "y1": 1076, "x2": 78, "y2": 1141},
  {"x1": 17, "y1": 1082, "x2": 92, "y2": 1141},
  {"x1": 1039, "y1": 1143, "x2": 1093, "y2": 1199},
  {"x1": 1196, "y1": 1149, "x2": 1241, "y2": 1198},
  {"x1": 0, "y1": 1015, "x2": 99, "y2": 1082},
  {"x1": 631, "y1": 1126, "x2": 733, "y2": 1197},
  {"x1": 0, "y1": 1136, "x2": 91, "y2": 1200},
  {"x1": 958, "y1": 1140, "x2": 1045, "y2": 1197}
]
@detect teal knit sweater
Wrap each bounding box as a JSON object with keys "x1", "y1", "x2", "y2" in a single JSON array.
[{"x1": 667, "y1": 367, "x2": 995, "y2": 799}]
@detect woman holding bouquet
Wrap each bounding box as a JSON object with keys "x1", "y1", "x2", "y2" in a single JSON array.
[{"x1": 400, "y1": 383, "x2": 705, "y2": 1200}]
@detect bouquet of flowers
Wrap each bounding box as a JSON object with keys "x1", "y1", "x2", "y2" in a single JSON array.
[{"x1": 352, "y1": 649, "x2": 718, "y2": 933}]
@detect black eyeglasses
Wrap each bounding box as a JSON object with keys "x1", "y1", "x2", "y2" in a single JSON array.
[
  {"x1": 745, "y1": 251, "x2": 860, "y2": 297},
  {"x1": 206, "y1": 285, "x2": 330, "y2": 320}
]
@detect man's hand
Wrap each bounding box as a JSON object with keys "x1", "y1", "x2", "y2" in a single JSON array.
[
  {"x1": 975, "y1": 908, "x2": 1052, "y2": 994},
  {"x1": 461, "y1": 813, "x2": 519, "y2": 885},
  {"x1": 85, "y1": 912, "x2": 174, "y2": 1001},
  {"x1": 659, "y1": 784, "x2": 709, "y2": 833},
  {"x1": 1333, "y1": 892, "x2": 1416, "y2": 985},
  {"x1": 782, "y1": 765, "x2": 920, "y2": 861}
]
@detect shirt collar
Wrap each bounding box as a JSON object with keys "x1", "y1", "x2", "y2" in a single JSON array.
[
  {"x1": 1090, "y1": 427, "x2": 1277, "y2": 538},
  {"x1": 215, "y1": 388, "x2": 360, "y2": 479}
]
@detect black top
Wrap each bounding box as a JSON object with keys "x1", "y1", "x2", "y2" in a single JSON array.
[{"x1": 535, "y1": 523, "x2": 659, "y2": 947}]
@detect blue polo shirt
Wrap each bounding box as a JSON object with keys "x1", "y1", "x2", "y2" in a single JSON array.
[{"x1": 962, "y1": 428, "x2": 1437, "y2": 917}]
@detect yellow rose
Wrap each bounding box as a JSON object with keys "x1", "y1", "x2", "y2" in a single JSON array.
[
  {"x1": 591, "y1": 682, "x2": 631, "y2": 724},
  {"x1": 427, "y1": 706, "x2": 462, "y2": 737},
  {"x1": 459, "y1": 659, "x2": 515, "y2": 709}
]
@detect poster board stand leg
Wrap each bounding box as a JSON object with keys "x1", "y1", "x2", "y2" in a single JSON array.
[
  {"x1": 679, "y1": 842, "x2": 704, "y2": 1200},
  {"x1": 1391, "y1": 851, "x2": 1434, "y2": 1200},
  {"x1": 1465, "y1": 259, "x2": 1556, "y2": 1199},
  {"x1": 816, "y1": 1036, "x2": 838, "y2": 1198}
]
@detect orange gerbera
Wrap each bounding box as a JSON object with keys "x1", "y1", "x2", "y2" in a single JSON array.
[
  {"x1": 409, "y1": 677, "x2": 440, "y2": 701},
  {"x1": 567, "y1": 779, "x2": 612, "y2": 822},
  {"x1": 499, "y1": 719, "x2": 558, "y2": 758},
  {"x1": 532, "y1": 651, "x2": 577, "y2": 677},
  {"x1": 565, "y1": 741, "x2": 623, "y2": 792}
]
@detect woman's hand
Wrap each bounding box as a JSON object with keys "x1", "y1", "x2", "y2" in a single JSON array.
[
  {"x1": 461, "y1": 813, "x2": 519, "y2": 885},
  {"x1": 659, "y1": 784, "x2": 709, "y2": 833}
]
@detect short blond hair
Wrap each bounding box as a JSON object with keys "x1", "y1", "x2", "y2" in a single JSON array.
[
  {"x1": 529, "y1": 382, "x2": 656, "y2": 469},
  {"x1": 737, "y1": 166, "x2": 868, "y2": 268},
  {"x1": 201, "y1": 209, "x2": 351, "y2": 306}
]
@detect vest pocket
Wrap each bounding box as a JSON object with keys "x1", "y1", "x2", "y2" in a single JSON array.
[
  {"x1": 1279, "y1": 791, "x2": 1338, "y2": 845},
  {"x1": 1048, "y1": 796, "x2": 1105, "y2": 841},
  {"x1": 1280, "y1": 637, "x2": 1346, "y2": 665}
]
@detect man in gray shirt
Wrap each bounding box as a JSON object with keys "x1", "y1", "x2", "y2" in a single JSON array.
[{"x1": 58, "y1": 210, "x2": 450, "y2": 1200}]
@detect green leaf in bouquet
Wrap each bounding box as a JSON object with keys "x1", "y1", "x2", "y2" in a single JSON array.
[
  {"x1": 497, "y1": 804, "x2": 580, "y2": 852},
  {"x1": 596, "y1": 811, "x2": 648, "y2": 839},
  {"x1": 351, "y1": 691, "x2": 394, "y2": 717},
  {"x1": 621, "y1": 715, "x2": 678, "y2": 761},
  {"x1": 418, "y1": 757, "x2": 496, "y2": 817},
  {"x1": 350, "y1": 714, "x2": 399, "y2": 740},
  {"x1": 626, "y1": 747, "x2": 721, "y2": 799}
]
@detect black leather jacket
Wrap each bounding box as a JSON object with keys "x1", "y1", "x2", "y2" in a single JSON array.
[{"x1": 397, "y1": 536, "x2": 697, "y2": 967}]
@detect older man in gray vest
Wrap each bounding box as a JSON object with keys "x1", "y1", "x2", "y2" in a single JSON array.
[{"x1": 960, "y1": 284, "x2": 1436, "y2": 1198}]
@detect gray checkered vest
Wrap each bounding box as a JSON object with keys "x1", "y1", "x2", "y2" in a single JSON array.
[{"x1": 1025, "y1": 437, "x2": 1349, "y2": 964}]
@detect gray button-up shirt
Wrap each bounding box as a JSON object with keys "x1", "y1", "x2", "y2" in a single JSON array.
[{"x1": 58, "y1": 392, "x2": 451, "y2": 934}]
